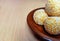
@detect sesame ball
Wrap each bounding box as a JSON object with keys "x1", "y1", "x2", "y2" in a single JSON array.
[
  {"x1": 45, "y1": 0, "x2": 60, "y2": 16},
  {"x1": 33, "y1": 9, "x2": 48, "y2": 25},
  {"x1": 44, "y1": 17, "x2": 60, "y2": 35}
]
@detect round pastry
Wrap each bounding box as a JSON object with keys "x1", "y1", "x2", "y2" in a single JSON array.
[
  {"x1": 44, "y1": 17, "x2": 60, "y2": 35},
  {"x1": 33, "y1": 9, "x2": 48, "y2": 25},
  {"x1": 45, "y1": 0, "x2": 60, "y2": 16}
]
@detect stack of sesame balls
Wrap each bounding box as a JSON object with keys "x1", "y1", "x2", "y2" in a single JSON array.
[{"x1": 33, "y1": 0, "x2": 60, "y2": 35}]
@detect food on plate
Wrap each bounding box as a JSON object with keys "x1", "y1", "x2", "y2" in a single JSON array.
[
  {"x1": 33, "y1": 9, "x2": 48, "y2": 25},
  {"x1": 45, "y1": 0, "x2": 60, "y2": 16},
  {"x1": 44, "y1": 17, "x2": 60, "y2": 35}
]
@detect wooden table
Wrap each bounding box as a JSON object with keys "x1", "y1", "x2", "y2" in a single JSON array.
[{"x1": 0, "y1": 0, "x2": 47, "y2": 41}]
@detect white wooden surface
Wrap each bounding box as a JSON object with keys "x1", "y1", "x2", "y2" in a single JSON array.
[{"x1": 0, "y1": 0, "x2": 47, "y2": 41}]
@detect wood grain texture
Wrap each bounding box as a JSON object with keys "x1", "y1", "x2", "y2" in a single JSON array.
[
  {"x1": 0, "y1": 0, "x2": 21, "y2": 41},
  {"x1": 0, "y1": 0, "x2": 47, "y2": 41}
]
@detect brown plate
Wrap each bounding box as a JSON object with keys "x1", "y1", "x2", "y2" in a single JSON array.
[{"x1": 27, "y1": 7, "x2": 60, "y2": 41}]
